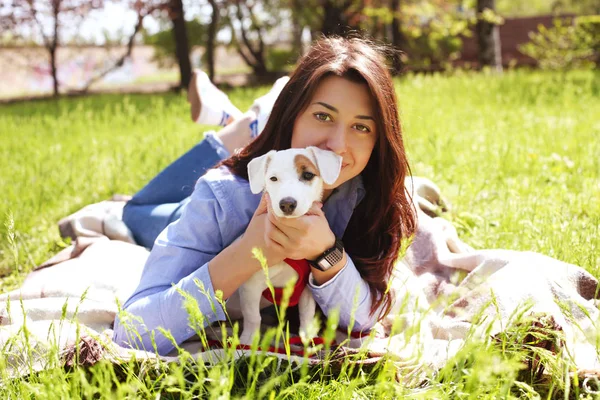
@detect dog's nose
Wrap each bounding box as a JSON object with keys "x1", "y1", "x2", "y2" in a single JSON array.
[{"x1": 279, "y1": 197, "x2": 297, "y2": 215}]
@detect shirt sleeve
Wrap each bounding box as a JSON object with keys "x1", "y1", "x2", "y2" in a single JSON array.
[
  {"x1": 113, "y1": 177, "x2": 231, "y2": 356},
  {"x1": 307, "y1": 255, "x2": 378, "y2": 333}
]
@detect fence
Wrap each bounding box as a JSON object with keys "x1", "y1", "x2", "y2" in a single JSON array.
[{"x1": 459, "y1": 14, "x2": 574, "y2": 67}]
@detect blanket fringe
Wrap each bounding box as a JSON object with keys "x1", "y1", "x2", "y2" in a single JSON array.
[{"x1": 62, "y1": 336, "x2": 105, "y2": 370}]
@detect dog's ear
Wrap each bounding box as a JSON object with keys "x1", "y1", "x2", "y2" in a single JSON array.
[
  {"x1": 247, "y1": 150, "x2": 276, "y2": 194},
  {"x1": 307, "y1": 146, "x2": 342, "y2": 185}
]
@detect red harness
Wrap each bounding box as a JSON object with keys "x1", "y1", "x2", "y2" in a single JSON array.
[{"x1": 261, "y1": 258, "x2": 311, "y2": 306}]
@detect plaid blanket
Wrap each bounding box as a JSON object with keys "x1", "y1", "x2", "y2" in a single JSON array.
[{"x1": 2, "y1": 180, "x2": 599, "y2": 385}]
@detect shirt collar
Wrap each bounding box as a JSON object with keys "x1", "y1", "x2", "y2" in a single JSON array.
[{"x1": 322, "y1": 174, "x2": 366, "y2": 238}]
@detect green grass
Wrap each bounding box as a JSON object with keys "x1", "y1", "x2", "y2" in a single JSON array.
[{"x1": 0, "y1": 69, "x2": 599, "y2": 398}]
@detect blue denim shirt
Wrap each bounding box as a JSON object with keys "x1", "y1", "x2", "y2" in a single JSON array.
[{"x1": 113, "y1": 165, "x2": 377, "y2": 355}]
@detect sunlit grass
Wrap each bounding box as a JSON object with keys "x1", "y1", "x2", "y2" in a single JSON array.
[{"x1": 0, "y1": 68, "x2": 599, "y2": 397}]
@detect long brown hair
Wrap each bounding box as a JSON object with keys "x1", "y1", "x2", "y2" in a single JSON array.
[{"x1": 222, "y1": 36, "x2": 416, "y2": 319}]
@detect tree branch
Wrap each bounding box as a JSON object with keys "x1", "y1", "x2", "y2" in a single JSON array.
[
  {"x1": 78, "y1": 10, "x2": 146, "y2": 92},
  {"x1": 24, "y1": 0, "x2": 52, "y2": 49},
  {"x1": 245, "y1": 0, "x2": 265, "y2": 61},
  {"x1": 227, "y1": 17, "x2": 258, "y2": 67},
  {"x1": 235, "y1": 0, "x2": 261, "y2": 63}
]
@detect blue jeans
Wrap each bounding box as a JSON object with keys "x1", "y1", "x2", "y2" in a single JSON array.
[{"x1": 123, "y1": 133, "x2": 229, "y2": 248}]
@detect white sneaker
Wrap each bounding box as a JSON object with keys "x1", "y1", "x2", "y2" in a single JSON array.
[
  {"x1": 249, "y1": 76, "x2": 290, "y2": 138},
  {"x1": 188, "y1": 70, "x2": 243, "y2": 126}
]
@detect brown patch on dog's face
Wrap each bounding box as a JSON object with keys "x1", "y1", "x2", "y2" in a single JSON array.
[{"x1": 294, "y1": 154, "x2": 320, "y2": 183}]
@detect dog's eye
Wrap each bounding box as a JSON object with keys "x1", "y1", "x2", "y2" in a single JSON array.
[
  {"x1": 302, "y1": 172, "x2": 315, "y2": 181},
  {"x1": 270, "y1": 176, "x2": 278, "y2": 182}
]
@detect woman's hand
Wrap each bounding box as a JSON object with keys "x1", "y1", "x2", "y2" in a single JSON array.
[
  {"x1": 242, "y1": 193, "x2": 336, "y2": 266},
  {"x1": 264, "y1": 194, "x2": 336, "y2": 261},
  {"x1": 209, "y1": 194, "x2": 288, "y2": 299},
  {"x1": 241, "y1": 194, "x2": 287, "y2": 267}
]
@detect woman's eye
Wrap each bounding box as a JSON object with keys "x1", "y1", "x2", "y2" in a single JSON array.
[
  {"x1": 354, "y1": 124, "x2": 371, "y2": 133},
  {"x1": 302, "y1": 171, "x2": 315, "y2": 181},
  {"x1": 314, "y1": 112, "x2": 332, "y2": 122},
  {"x1": 270, "y1": 176, "x2": 278, "y2": 182}
]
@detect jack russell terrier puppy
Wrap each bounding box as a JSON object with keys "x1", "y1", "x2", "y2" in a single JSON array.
[{"x1": 236, "y1": 146, "x2": 342, "y2": 345}]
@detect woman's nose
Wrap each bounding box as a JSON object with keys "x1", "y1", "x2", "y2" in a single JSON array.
[{"x1": 326, "y1": 125, "x2": 347, "y2": 155}]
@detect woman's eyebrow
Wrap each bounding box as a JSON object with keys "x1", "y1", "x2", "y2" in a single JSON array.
[
  {"x1": 313, "y1": 101, "x2": 375, "y2": 120},
  {"x1": 356, "y1": 115, "x2": 375, "y2": 121},
  {"x1": 313, "y1": 101, "x2": 338, "y2": 112}
]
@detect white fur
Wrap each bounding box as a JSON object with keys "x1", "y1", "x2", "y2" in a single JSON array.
[{"x1": 237, "y1": 147, "x2": 342, "y2": 344}]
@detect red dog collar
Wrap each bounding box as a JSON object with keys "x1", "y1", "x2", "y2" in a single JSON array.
[{"x1": 261, "y1": 258, "x2": 311, "y2": 306}]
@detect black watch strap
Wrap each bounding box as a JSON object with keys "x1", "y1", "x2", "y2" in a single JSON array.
[{"x1": 308, "y1": 238, "x2": 344, "y2": 271}]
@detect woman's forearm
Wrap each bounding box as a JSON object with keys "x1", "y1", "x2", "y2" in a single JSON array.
[
  {"x1": 113, "y1": 262, "x2": 227, "y2": 355},
  {"x1": 207, "y1": 236, "x2": 276, "y2": 299},
  {"x1": 308, "y1": 254, "x2": 378, "y2": 332}
]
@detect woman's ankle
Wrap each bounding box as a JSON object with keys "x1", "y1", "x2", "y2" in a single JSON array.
[{"x1": 217, "y1": 111, "x2": 257, "y2": 154}]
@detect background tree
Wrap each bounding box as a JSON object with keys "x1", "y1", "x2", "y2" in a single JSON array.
[
  {"x1": 390, "y1": 0, "x2": 407, "y2": 74},
  {"x1": 82, "y1": 0, "x2": 167, "y2": 91},
  {"x1": 143, "y1": 20, "x2": 206, "y2": 67},
  {"x1": 476, "y1": 0, "x2": 502, "y2": 71},
  {"x1": 359, "y1": 0, "x2": 407, "y2": 74},
  {"x1": 495, "y1": 0, "x2": 600, "y2": 17},
  {"x1": 168, "y1": 0, "x2": 192, "y2": 88},
  {"x1": 1, "y1": 0, "x2": 105, "y2": 96},
  {"x1": 206, "y1": 0, "x2": 220, "y2": 80},
  {"x1": 0, "y1": 0, "x2": 169, "y2": 96},
  {"x1": 135, "y1": 0, "x2": 196, "y2": 89},
  {"x1": 227, "y1": 0, "x2": 269, "y2": 77},
  {"x1": 359, "y1": 0, "x2": 467, "y2": 72},
  {"x1": 319, "y1": 0, "x2": 362, "y2": 36},
  {"x1": 288, "y1": 0, "x2": 304, "y2": 56}
]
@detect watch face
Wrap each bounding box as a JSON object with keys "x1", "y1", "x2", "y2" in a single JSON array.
[
  {"x1": 311, "y1": 238, "x2": 344, "y2": 271},
  {"x1": 318, "y1": 258, "x2": 332, "y2": 270}
]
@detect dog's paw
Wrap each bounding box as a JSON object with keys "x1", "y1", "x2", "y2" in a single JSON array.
[{"x1": 238, "y1": 331, "x2": 254, "y2": 346}]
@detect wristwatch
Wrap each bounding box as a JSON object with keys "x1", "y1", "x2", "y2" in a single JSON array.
[{"x1": 308, "y1": 238, "x2": 344, "y2": 271}]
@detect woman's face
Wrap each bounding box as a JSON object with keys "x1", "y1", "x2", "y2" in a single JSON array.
[{"x1": 291, "y1": 75, "x2": 378, "y2": 189}]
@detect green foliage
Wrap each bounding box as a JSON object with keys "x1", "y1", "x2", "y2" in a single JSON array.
[
  {"x1": 482, "y1": 0, "x2": 600, "y2": 17},
  {"x1": 403, "y1": 18, "x2": 467, "y2": 69},
  {"x1": 577, "y1": 15, "x2": 600, "y2": 60},
  {"x1": 142, "y1": 19, "x2": 209, "y2": 68},
  {"x1": 402, "y1": 9, "x2": 470, "y2": 69},
  {"x1": 360, "y1": 1, "x2": 469, "y2": 69},
  {"x1": 519, "y1": 17, "x2": 599, "y2": 70},
  {"x1": 266, "y1": 47, "x2": 297, "y2": 72}
]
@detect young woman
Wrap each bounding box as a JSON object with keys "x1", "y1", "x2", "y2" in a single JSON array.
[{"x1": 113, "y1": 37, "x2": 416, "y2": 356}]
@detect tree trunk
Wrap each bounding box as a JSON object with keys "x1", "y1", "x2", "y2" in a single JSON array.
[
  {"x1": 476, "y1": 0, "x2": 502, "y2": 72},
  {"x1": 230, "y1": 0, "x2": 269, "y2": 79},
  {"x1": 390, "y1": 0, "x2": 405, "y2": 75},
  {"x1": 50, "y1": 0, "x2": 60, "y2": 97},
  {"x1": 206, "y1": 0, "x2": 219, "y2": 81},
  {"x1": 320, "y1": 0, "x2": 350, "y2": 36},
  {"x1": 251, "y1": 62, "x2": 268, "y2": 77},
  {"x1": 290, "y1": 0, "x2": 303, "y2": 57},
  {"x1": 49, "y1": 45, "x2": 59, "y2": 97},
  {"x1": 169, "y1": 0, "x2": 192, "y2": 89}
]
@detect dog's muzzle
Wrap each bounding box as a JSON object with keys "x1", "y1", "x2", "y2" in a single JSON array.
[{"x1": 279, "y1": 197, "x2": 297, "y2": 215}]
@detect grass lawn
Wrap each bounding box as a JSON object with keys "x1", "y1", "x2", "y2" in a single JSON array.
[{"x1": 0, "y1": 69, "x2": 599, "y2": 397}]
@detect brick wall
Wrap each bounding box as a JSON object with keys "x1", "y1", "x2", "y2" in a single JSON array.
[{"x1": 460, "y1": 14, "x2": 574, "y2": 67}]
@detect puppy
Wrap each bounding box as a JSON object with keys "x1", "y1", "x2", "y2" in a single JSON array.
[{"x1": 236, "y1": 146, "x2": 342, "y2": 345}]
